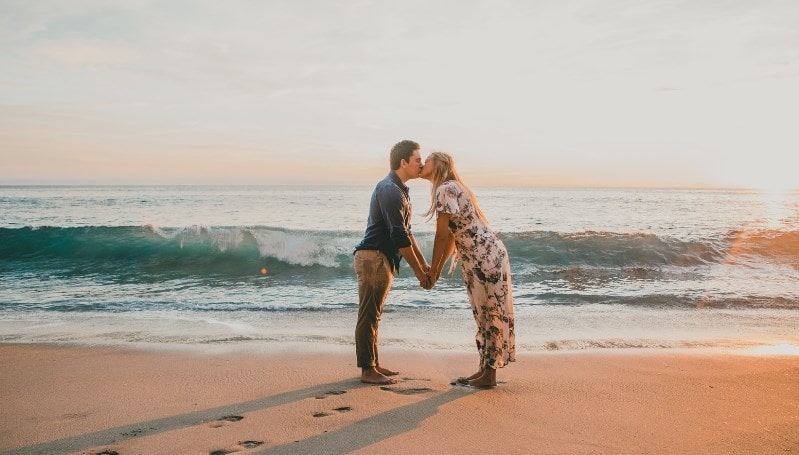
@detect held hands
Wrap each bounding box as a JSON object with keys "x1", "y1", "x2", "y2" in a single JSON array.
[
  {"x1": 425, "y1": 270, "x2": 436, "y2": 290},
  {"x1": 417, "y1": 263, "x2": 434, "y2": 290},
  {"x1": 421, "y1": 267, "x2": 437, "y2": 290},
  {"x1": 415, "y1": 268, "x2": 431, "y2": 290}
]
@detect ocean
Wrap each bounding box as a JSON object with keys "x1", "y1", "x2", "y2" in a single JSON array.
[{"x1": 1, "y1": 184, "x2": 798, "y2": 354}]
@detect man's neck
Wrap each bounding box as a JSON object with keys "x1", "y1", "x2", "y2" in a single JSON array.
[{"x1": 392, "y1": 170, "x2": 409, "y2": 184}]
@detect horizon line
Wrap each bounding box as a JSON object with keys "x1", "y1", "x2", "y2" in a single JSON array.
[{"x1": 0, "y1": 181, "x2": 793, "y2": 193}]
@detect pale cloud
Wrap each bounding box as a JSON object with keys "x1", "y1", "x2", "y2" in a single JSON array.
[
  {"x1": 1, "y1": 0, "x2": 798, "y2": 188},
  {"x1": 33, "y1": 39, "x2": 140, "y2": 67}
]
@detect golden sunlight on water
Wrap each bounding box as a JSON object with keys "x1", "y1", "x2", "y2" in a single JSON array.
[
  {"x1": 723, "y1": 189, "x2": 798, "y2": 265},
  {"x1": 760, "y1": 188, "x2": 795, "y2": 228},
  {"x1": 747, "y1": 343, "x2": 799, "y2": 356}
]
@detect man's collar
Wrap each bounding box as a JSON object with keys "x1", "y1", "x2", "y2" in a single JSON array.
[{"x1": 388, "y1": 171, "x2": 410, "y2": 192}]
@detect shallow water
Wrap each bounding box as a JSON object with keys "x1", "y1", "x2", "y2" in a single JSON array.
[{"x1": 1, "y1": 185, "x2": 797, "y2": 351}]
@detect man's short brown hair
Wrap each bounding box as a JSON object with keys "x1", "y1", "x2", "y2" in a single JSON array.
[{"x1": 389, "y1": 140, "x2": 420, "y2": 170}]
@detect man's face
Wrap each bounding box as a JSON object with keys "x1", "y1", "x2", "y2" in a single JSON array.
[{"x1": 404, "y1": 149, "x2": 423, "y2": 178}]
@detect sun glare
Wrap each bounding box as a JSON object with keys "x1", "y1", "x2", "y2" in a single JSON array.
[
  {"x1": 747, "y1": 343, "x2": 799, "y2": 356},
  {"x1": 758, "y1": 187, "x2": 796, "y2": 229}
]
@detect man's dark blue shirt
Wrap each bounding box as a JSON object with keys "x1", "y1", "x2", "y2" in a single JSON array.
[{"x1": 354, "y1": 171, "x2": 413, "y2": 273}]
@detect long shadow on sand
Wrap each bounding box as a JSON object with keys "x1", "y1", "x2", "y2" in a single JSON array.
[
  {"x1": 1, "y1": 378, "x2": 360, "y2": 455},
  {"x1": 256, "y1": 386, "x2": 477, "y2": 454}
]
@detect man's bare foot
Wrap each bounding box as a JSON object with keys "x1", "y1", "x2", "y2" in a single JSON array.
[
  {"x1": 468, "y1": 369, "x2": 497, "y2": 388},
  {"x1": 375, "y1": 365, "x2": 399, "y2": 376},
  {"x1": 361, "y1": 368, "x2": 397, "y2": 385}
]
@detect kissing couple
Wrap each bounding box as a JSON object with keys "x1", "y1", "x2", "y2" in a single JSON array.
[{"x1": 353, "y1": 140, "x2": 515, "y2": 388}]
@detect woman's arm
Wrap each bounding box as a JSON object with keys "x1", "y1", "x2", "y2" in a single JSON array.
[{"x1": 430, "y1": 212, "x2": 456, "y2": 284}]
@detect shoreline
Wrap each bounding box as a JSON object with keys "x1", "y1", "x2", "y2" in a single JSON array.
[
  {"x1": 1, "y1": 343, "x2": 798, "y2": 454},
  {"x1": 2, "y1": 306, "x2": 798, "y2": 356}
]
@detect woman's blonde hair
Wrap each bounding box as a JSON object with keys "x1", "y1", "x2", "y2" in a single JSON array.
[{"x1": 424, "y1": 151, "x2": 489, "y2": 225}]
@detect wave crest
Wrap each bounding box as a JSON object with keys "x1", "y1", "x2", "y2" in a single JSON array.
[{"x1": 2, "y1": 226, "x2": 797, "y2": 282}]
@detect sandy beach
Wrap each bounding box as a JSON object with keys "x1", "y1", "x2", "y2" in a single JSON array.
[{"x1": 0, "y1": 344, "x2": 797, "y2": 454}]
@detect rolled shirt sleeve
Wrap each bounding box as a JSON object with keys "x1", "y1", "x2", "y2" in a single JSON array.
[{"x1": 354, "y1": 172, "x2": 414, "y2": 273}]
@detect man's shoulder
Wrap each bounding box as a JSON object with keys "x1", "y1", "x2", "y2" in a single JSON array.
[
  {"x1": 375, "y1": 174, "x2": 406, "y2": 198},
  {"x1": 376, "y1": 172, "x2": 400, "y2": 185}
]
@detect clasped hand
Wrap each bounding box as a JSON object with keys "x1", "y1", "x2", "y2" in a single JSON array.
[{"x1": 417, "y1": 264, "x2": 436, "y2": 290}]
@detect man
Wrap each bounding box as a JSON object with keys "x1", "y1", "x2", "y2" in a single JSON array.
[{"x1": 354, "y1": 140, "x2": 430, "y2": 385}]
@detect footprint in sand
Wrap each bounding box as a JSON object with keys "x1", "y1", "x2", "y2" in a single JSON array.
[
  {"x1": 209, "y1": 415, "x2": 244, "y2": 428},
  {"x1": 209, "y1": 440, "x2": 264, "y2": 455},
  {"x1": 313, "y1": 406, "x2": 353, "y2": 417},
  {"x1": 315, "y1": 390, "x2": 347, "y2": 399},
  {"x1": 380, "y1": 386, "x2": 434, "y2": 395}
]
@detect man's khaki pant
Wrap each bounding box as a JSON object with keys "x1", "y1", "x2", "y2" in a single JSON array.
[{"x1": 354, "y1": 250, "x2": 394, "y2": 369}]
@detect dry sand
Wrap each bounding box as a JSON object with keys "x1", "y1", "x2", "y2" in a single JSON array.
[{"x1": 1, "y1": 343, "x2": 798, "y2": 454}]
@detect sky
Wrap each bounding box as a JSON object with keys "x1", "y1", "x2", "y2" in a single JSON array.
[{"x1": 1, "y1": 0, "x2": 798, "y2": 189}]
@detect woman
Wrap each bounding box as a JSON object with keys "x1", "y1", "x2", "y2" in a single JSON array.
[{"x1": 421, "y1": 152, "x2": 515, "y2": 388}]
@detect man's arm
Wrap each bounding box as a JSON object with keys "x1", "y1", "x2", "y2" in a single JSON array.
[
  {"x1": 375, "y1": 186, "x2": 429, "y2": 287},
  {"x1": 399, "y1": 243, "x2": 430, "y2": 289}
]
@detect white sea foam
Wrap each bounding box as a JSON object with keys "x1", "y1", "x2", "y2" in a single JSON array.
[
  {"x1": 1, "y1": 185, "x2": 798, "y2": 352},
  {"x1": 1, "y1": 306, "x2": 797, "y2": 355}
]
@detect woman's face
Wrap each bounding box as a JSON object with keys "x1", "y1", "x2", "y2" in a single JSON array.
[{"x1": 420, "y1": 156, "x2": 436, "y2": 180}]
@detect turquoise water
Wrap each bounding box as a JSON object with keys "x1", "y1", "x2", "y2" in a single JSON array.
[{"x1": 1, "y1": 184, "x2": 798, "y2": 351}]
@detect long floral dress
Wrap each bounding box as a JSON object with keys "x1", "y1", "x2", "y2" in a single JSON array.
[{"x1": 436, "y1": 180, "x2": 516, "y2": 370}]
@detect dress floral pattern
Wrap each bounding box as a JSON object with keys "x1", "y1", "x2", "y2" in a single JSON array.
[{"x1": 437, "y1": 180, "x2": 516, "y2": 370}]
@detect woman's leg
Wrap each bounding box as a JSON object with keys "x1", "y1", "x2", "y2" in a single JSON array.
[
  {"x1": 468, "y1": 367, "x2": 496, "y2": 387},
  {"x1": 462, "y1": 268, "x2": 486, "y2": 381}
]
